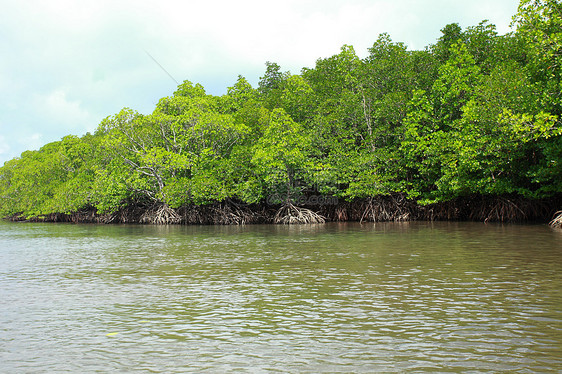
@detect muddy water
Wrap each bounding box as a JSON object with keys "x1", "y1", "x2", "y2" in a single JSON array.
[{"x1": 1, "y1": 221, "x2": 561, "y2": 372}]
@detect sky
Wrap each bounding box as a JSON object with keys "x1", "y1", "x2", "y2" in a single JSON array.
[{"x1": 0, "y1": 0, "x2": 520, "y2": 164}]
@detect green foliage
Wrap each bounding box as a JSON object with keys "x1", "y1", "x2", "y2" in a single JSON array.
[
  {"x1": 362, "y1": 34, "x2": 417, "y2": 149},
  {"x1": 280, "y1": 75, "x2": 315, "y2": 123},
  {"x1": 432, "y1": 23, "x2": 463, "y2": 62},
  {"x1": 173, "y1": 80, "x2": 207, "y2": 98},
  {"x1": 513, "y1": 0, "x2": 562, "y2": 115},
  {"x1": 252, "y1": 108, "x2": 315, "y2": 203},
  {"x1": 432, "y1": 42, "x2": 482, "y2": 124},
  {"x1": 463, "y1": 21, "x2": 499, "y2": 73},
  {"x1": 258, "y1": 62, "x2": 289, "y2": 109},
  {"x1": 0, "y1": 135, "x2": 100, "y2": 217},
  {"x1": 222, "y1": 75, "x2": 258, "y2": 113}
]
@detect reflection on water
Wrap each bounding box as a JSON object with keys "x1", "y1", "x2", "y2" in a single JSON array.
[{"x1": 1, "y1": 221, "x2": 561, "y2": 372}]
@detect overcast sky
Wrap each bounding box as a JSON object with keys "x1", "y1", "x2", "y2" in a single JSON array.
[{"x1": 0, "y1": 0, "x2": 520, "y2": 164}]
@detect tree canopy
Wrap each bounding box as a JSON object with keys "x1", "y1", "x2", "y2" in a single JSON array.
[{"x1": 1, "y1": 0, "x2": 561, "y2": 223}]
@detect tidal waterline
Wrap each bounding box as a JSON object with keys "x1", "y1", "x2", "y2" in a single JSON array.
[{"x1": 1, "y1": 221, "x2": 561, "y2": 372}]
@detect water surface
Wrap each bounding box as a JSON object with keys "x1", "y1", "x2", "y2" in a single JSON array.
[{"x1": 1, "y1": 221, "x2": 561, "y2": 372}]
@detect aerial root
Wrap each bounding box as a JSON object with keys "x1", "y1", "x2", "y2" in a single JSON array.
[
  {"x1": 140, "y1": 204, "x2": 181, "y2": 224},
  {"x1": 180, "y1": 201, "x2": 266, "y2": 225},
  {"x1": 208, "y1": 202, "x2": 257, "y2": 225},
  {"x1": 334, "y1": 205, "x2": 348, "y2": 221},
  {"x1": 360, "y1": 196, "x2": 411, "y2": 223},
  {"x1": 550, "y1": 211, "x2": 562, "y2": 228},
  {"x1": 466, "y1": 197, "x2": 534, "y2": 223},
  {"x1": 274, "y1": 203, "x2": 325, "y2": 224},
  {"x1": 484, "y1": 198, "x2": 526, "y2": 223}
]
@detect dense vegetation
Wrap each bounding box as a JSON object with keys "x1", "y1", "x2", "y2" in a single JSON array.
[{"x1": 1, "y1": 0, "x2": 561, "y2": 225}]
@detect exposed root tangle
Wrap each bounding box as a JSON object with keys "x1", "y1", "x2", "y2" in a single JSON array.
[
  {"x1": 140, "y1": 204, "x2": 181, "y2": 224},
  {"x1": 550, "y1": 211, "x2": 562, "y2": 228},
  {"x1": 360, "y1": 196, "x2": 411, "y2": 223},
  {"x1": 274, "y1": 203, "x2": 325, "y2": 224}
]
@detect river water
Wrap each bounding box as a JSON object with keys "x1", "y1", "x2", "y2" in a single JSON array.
[{"x1": 0, "y1": 221, "x2": 561, "y2": 372}]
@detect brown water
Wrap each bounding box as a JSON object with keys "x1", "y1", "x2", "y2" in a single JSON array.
[{"x1": 0, "y1": 221, "x2": 561, "y2": 372}]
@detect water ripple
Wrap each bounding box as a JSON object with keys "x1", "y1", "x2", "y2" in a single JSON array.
[{"x1": 0, "y1": 221, "x2": 561, "y2": 372}]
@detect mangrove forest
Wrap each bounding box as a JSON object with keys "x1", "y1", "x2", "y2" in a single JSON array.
[{"x1": 1, "y1": 0, "x2": 561, "y2": 226}]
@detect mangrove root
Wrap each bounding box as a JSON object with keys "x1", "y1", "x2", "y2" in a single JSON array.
[
  {"x1": 360, "y1": 196, "x2": 411, "y2": 223},
  {"x1": 274, "y1": 203, "x2": 325, "y2": 224},
  {"x1": 140, "y1": 204, "x2": 182, "y2": 225},
  {"x1": 5, "y1": 195, "x2": 559, "y2": 225},
  {"x1": 550, "y1": 211, "x2": 562, "y2": 228},
  {"x1": 180, "y1": 201, "x2": 268, "y2": 225}
]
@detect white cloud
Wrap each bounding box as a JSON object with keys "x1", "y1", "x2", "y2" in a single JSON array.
[
  {"x1": 34, "y1": 90, "x2": 96, "y2": 130},
  {"x1": 0, "y1": 0, "x2": 521, "y2": 164},
  {"x1": 0, "y1": 135, "x2": 10, "y2": 156},
  {"x1": 18, "y1": 133, "x2": 44, "y2": 153}
]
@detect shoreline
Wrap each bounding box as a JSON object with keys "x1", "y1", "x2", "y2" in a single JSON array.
[{"x1": 6, "y1": 194, "x2": 561, "y2": 227}]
